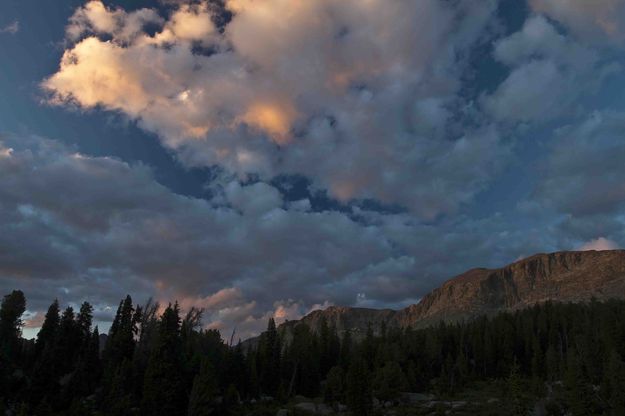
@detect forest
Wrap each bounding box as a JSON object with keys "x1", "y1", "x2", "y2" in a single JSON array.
[{"x1": 1, "y1": 290, "x2": 625, "y2": 415}]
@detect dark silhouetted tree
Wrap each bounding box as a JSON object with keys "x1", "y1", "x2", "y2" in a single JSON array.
[
  {"x1": 188, "y1": 358, "x2": 219, "y2": 416},
  {"x1": 142, "y1": 303, "x2": 186, "y2": 416},
  {"x1": 346, "y1": 357, "x2": 372, "y2": 415}
]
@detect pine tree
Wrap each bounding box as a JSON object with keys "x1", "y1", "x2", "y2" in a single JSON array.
[
  {"x1": 57, "y1": 306, "x2": 79, "y2": 376},
  {"x1": 35, "y1": 299, "x2": 60, "y2": 357},
  {"x1": 188, "y1": 358, "x2": 219, "y2": 416},
  {"x1": 602, "y1": 350, "x2": 625, "y2": 415},
  {"x1": 346, "y1": 357, "x2": 372, "y2": 415},
  {"x1": 68, "y1": 327, "x2": 101, "y2": 398},
  {"x1": 259, "y1": 318, "x2": 281, "y2": 396},
  {"x1": 324, "y1": 365, "x2": 345, "y2": 406},
  {"x1": 563, "y1": 348, "x2": 593, "y2": 416},
  {"x1": 247, "y1": 352, "x2": 260, "y2": 399},
  {"x1": 507, "y1": 358, "x2": 527, "y2": 416},
  {"x1": 0, "y1": 290, "x2": 26, "y2": 359},
  {"x1": 373, "y1": 361, "x2": 408, "y2": 402},
  {"x1": 103, "y1": 295, "x2": 136, "y2": 367},
  {"x1": 0, "y1": 290, "x2": 26, "y2": 404},
  {"x1": 223, "y1": 384, "x2": 240, "y2": 415},
  {"x1": 103, "y1": 295, "x2": 137, "y2": 406},
  {"x1": 339, "y1": 330, "x2": 352, "y2": 370},
  {"x1": 30, "y1": 300, "x2": 61, "y2": 404},
  {"x1": 545, "y1": 344, "x2": 559, "y2": 381},
  {"x1": 76, "y1": 302, "x2": 94, "y2": 344},
  {"x1": 142, "y1": 303, "x2": 186, "y2": 416}
]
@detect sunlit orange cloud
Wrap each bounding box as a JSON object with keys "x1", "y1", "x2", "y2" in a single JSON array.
[
  {"x1": 331, "y1": 180, "x2": 358, "y2": 202},
  {"x1": 42, "y1": 37, "x2": 149, "y2": 114},
  {"x1": 0, "y1": 147, "x2": 13, "y2": 158},
  {"x1": 240, "y1": 102, "x2": 297, "y2": 144}
]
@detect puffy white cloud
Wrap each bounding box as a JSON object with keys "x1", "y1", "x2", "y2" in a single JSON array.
[
  {"x1": 223, "y1": 180, "x2": 282, "y2": 216},
  {"x1": 578, "y1": 237, "x2": 620, "y2": 251},
  {"x1": 66, "y1": 1, "x2": 163, "y2": 43},
  {"x1": 43, "y1": 0, "x2": 506, "y2": 218}
]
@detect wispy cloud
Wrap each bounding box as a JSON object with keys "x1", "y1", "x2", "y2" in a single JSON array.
[{"x1": 0, "y1": 20, "x2": 19, "y2": 35}]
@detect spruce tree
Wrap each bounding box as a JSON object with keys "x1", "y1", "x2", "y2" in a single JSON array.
[
  {"x1": 602, "y1": 350, "x2": 625, "y2": 415},
  {"x1": 373, "y1": 361, "x2": 408, "y2": 402},
  {"x1": 0, "y1": 290, "x2": 26, "y2": 404},
  {"x1": 188, "y1": 358, "x2": 219, "y2": 416},
  {"x1": 0, "y1": 290, "x2": 26, "y2": 359},
  {"x1": 35, "y1": 299, "x2": 60, "y2": 357},
  {"x1": 507, "y1": 359, "x2": 527, "y2": 416},
  {"x1": 30, "y1": 300, "x2": 61, "y2": 404},
  {"x1": 103, "y1": 295, "x2": 137, "y2": 405},
  {"x1": 260, "y1": 318, "x2": 281, "y2": 397},
  {"x1": 346, "y1": 357, "x2": 372, "y2": 415},
  {"x1": 563, "y1": 348, "x2": 593, "y2": 416},
  {"x1": 57, "y1": 306, "x2": 79, "y2": 376},
  {"x1": 324, "y1": 366, "x2": 345, "y2": 406},
  {"x1": 76, "y1": 302, "x2": 94, "y2": 344},
  {"x1": 142, "y1": 303, "x2": 186, "y2": 416}
]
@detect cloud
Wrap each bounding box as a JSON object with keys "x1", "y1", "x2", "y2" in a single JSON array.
[
  {"x1": 0, "y1": 21, "x2": 19, "y2": 35},
  {"x1": 66, "y1": 1, "x2": 163, "y2": 43},
  {"x1": 483, "y1": 16, "x2": 601, "y2": 123},
  {"x1": 534, "y1": 111, "x2": 625, "y2": 217},
  {"x1": 578, "y1": 237, "x2": 620, "y2": 251},
  {"x1": 18, "y1": 0, "x2": 625, "y2": 341},
  {"x1": 43, "y1": 0, "x2": 506, "y2": 218},
  {"x1": 530, "y1": 0, "x2": 625, "y2": 45},
  {"x1": 0, "y1": 132, "x2": 555, "y2": 339}
]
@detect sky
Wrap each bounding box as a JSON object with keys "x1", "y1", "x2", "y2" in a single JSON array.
[{"x1": 1, "y1": 0, "x2": 625, "y2": 340}]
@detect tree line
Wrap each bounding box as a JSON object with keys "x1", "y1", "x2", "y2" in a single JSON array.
[{"x1": 1, "y1": 290, "x2": 625, "y2": 415}]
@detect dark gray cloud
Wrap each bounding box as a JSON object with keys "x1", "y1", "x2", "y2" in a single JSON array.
[{"x1": 0, "y1": 133, "x2": 552, "y2": 338}]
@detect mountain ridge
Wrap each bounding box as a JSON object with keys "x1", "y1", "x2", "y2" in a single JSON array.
[{"x1": 275, "y1": 249, "x2": 625, "y2": 338}]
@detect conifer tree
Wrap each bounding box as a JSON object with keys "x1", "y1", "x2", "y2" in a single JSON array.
[
  {"x1": 247, "y1": 351, "x2": 260, "y2": 399},
  {"x1": 68, "y1": 326, "x2": 101, "y2": 398},
  {"x1": 602, "y1": 350, "x2": 625, "y2": 415},
  {"x1": 103, "y1": 295, "x2": 137, "y2": 405},
  {"x1": 142, "y1": 303, "x2": 186, "y2": 416},
  {"x1": 56, "y1": 306, "x2": 79, "y2": 376},
  {"x1": 35, "y1": 299, "x2": 60, "y2": 357},
  {"x1": 260, "y1": 318, "x2": 281, "y2": 396},
  {"x1": 76, "y1": 302, "x2": 94, "y2": 344},
  {"x1": 324, "y1": 365, "x2": 345, "y2": 406},
  {"x1": 0, "y1": 290, "x2": 26, "y2": 359},
  {"x1": 507, "y1": 358, "x2": 527, "y2": 416},
  {"x1": 563, "y1": 348, "x2": 594, "y2": 416},
  {"x1": 339, "y1": 329, "x2": 352, "y2": 369},
  {"x1": 104, "y1": 295, "x2": 136, "y2": 366},
  {"x1": 346, "y1": 357, "x2": 372, "y2": 415},
  {"x1": 188, "y1": 358, "x2": 219, "y2": 416},
  {"x1": 0, "y1": 290, "x2": 26, "y2": 404},
  {"x1": 373, "y1": 361, "x2": 408, "y2": 402},
  {"x1": 30, "y1": 299, "x2": 61, "y2": 404}
]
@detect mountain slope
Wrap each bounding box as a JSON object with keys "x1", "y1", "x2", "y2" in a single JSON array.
[{"x1": 280, "y1": 250, "x2": 625, "y2": 336}]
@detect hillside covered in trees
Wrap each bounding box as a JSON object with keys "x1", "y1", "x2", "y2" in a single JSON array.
[{"x1": 1, "y1": 290, "x2": 625, "y2": 415}]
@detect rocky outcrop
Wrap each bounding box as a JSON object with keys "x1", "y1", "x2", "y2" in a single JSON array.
[
  {"x1": 279, "y1": 250, "x2": 625, "y2": 336},
  {"x1": 399, "y1": 249, "x2": 625, "y2": 327},
  {"x1": 283, "y1": 306, "x2": 397, "y2": 337}
]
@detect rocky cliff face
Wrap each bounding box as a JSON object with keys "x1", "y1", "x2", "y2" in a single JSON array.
[{"x1": 281, "y1": 250, "x2": 625, "y2": 336}]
